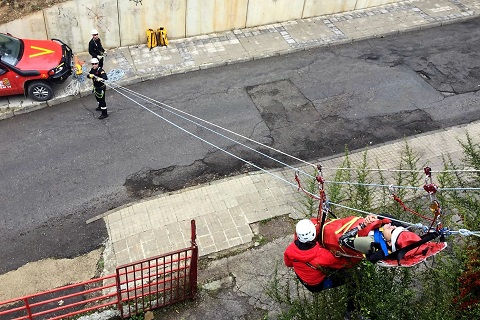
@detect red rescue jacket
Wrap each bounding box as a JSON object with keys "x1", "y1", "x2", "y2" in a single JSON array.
[{"x1": 284, "y1": 240, "x2": 350, "y2": 286}]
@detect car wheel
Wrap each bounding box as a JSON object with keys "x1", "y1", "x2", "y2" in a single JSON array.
[{"x1": 27, "y1": 81, "x2": 54, "y2": 101}]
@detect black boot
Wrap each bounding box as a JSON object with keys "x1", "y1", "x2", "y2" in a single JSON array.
[
  {"x1": 95, "y1": 106, "x2": 101, "y2": 111},
  {"x1": 338, "y1": 227, "x2": 360, "y2": 251},
  {"x1": 98, "y1": 109, "x2": 108, "y2": 119}
]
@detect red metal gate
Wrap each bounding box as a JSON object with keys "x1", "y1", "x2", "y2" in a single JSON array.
[
  {"x1": 0, "y1": 220, "x2": 198, "y2": 320},
  {"x1": 116, "y1": 220, "x2": 198, "y2": 318}
]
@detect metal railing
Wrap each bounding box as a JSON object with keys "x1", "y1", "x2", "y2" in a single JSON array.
[
  {"x1": 116, "y1": 220, "x2": 198, "y2": 318},
  {"x1": 0, "y1": 274, "x2": 118, "y2": 320},
  {"x1": 0, "y1": 220, "x2": 198, "y2": 320}
]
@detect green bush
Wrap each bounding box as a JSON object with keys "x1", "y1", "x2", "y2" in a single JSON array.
[{"x1": 270, "y1": 134, "x2": 480, "y2": 319}]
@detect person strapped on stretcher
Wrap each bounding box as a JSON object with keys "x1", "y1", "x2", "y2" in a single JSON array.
[{"x1": 320, "y1": 214, "x2": 447, "y2": 267}]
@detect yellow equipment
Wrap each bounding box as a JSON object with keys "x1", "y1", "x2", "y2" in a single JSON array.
[
  {"x1": 73, "y1": 55, "x2": 84, "y2": 75},
  {"x1": 157, "y1": 27, "x2": 168, "y2": 46},
  {"x1": 147, "y1": 28, "x2": 157, "y2": 50}
]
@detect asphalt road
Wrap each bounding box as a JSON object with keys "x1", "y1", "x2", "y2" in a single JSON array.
[{"x1": 1, "y1": 18, "x2": 480, "y2": 274}]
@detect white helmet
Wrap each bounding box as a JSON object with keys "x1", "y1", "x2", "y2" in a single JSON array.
[
  {"x1": 90, "y1": 57, "x2": 99, "y2": 64},
  {"x1": 91, "y1": 29, "x2": 98, "y2": 35},
  {"x1": 296, "y1": 219, "x2": 316, "y2": 243}
]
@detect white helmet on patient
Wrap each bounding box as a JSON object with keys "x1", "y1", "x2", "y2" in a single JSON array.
[{"x1": 296, "y1": 219, "x2": 316, "y2": 243}]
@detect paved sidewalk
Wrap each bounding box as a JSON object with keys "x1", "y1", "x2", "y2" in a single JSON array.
[{"x1": 4, "y1": 0, "x2": 480, "y2": 274}]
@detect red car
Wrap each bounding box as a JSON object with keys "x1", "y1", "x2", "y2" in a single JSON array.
[{"x1": 0, "y1": 33, "x2": 73, "y2": 101}]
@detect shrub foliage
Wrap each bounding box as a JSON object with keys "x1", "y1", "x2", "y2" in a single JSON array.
[{"x1": 269, "y1": 134, "x2": 480, "y2": 320}]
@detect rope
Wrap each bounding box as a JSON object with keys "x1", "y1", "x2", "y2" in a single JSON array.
[
  {"x1": 434, "y1": 187, "x2": 480, "y2": 191},
  {"x1": 326, "y1": 180, "x2": 423, "y2": 190},
  {"x1": 391, "y1": 193, "x2": 434, "y2": 222},
  {"x1": 76, "y1": 64, "x2": 90, "y2": 83},
  {"x1": 64, "y1": 67, "x2": 125, "y2": 96},
  {"x1": 111, "y1": 84, "x2": 316, "y2": 180},
  {"x1": 453, "y1": 229, "x2": 480, "y2": 237},
  {"x1": 318, "y1": 167, "x2": 480, "y2": 173},
  {"x1": 64, "y1": 79, "x2": 81, "y2": 96},
  {"x1": 106, "y1": 69, "x2": 125, "y2": 83},
  {"x1": 64, "y1": 65, "x2": 90, "y2": 96},
  {"x1": 326, "y1": 180, "x2": 480, "y2": 192},
  {"x1": 109, "y1": 85, "x2": 480, "y2": 192},
  {"x1": 105, "y1": 82, "x2": 480, "y2": 241},
  {"x1": 329, "y1": 202, "x2": 480, "y2": 239},
  {"x1": 111, "y1": 84, "x2": 318, "y2": 179},
  {"x1": 334, "y1": 251, "x2": 364, "y2": 259},
  {"x1": 105, "y1": 83, "x2": 321, "y2": 200}
]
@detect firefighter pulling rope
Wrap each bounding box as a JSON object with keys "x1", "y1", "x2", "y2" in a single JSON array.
[
  {"x1": 64, "y1": 53, "x2": 125, "y2": 97},
  {"x1": 64, "y1": 68, "x2": 124, "y2": 96}
]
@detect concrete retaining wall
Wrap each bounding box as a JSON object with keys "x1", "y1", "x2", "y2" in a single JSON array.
[{"x1": 0, "y1": 0, "x2": 402, "y2": 53}]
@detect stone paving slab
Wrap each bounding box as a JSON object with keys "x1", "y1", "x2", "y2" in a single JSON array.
[
  {"x1": 462, "y1": 0, "x2": 480, "y2": 10},
  {"x1": 416, "y1": 0, "x2": 469, "y2": 18},
  {"x1": 335, "y1": 10, "x2": 429, "y2": 39}
]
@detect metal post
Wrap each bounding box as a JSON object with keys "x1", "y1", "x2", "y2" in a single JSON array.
[
  {"x1": 190, "y1": 219, "x2": 198, "y2": 297},
  {"x1": 24, "y1": 297, "x2": 33, "y2": 320},
  {"x1": 115, "y1": 268, "x2": 124, "y2": 318}
]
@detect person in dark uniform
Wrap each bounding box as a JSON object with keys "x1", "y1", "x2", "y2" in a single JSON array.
[
  {"x1": 88, "y1": 29, "x2": 105, "y2": 68},
  {"x1": 87, "y1": 58, "x2": 108, "y2": 119}
]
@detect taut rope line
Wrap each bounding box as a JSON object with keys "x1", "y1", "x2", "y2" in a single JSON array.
[{"x1": 107, "y1": 83, "x2": 321, "y2": 199}]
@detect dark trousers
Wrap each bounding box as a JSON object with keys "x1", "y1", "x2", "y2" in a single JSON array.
[
  {"x1": 298, "y1": 271, "x2": 346, "y2": 293},
  {"x1": 94, "y1": 86, "x2": 107, "y2": 112},
  {"x1": 298, "y1": 271, "x2": 355, "y2": 313}
]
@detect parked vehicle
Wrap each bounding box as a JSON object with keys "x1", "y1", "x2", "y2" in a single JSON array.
[{"x1": 0, "y1": 33, "x2": 73, "y2": 101}]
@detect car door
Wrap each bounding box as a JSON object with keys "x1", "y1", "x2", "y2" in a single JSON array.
[{"x1": 0, "y1": 64, "x2": 23, "y2": 96}]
